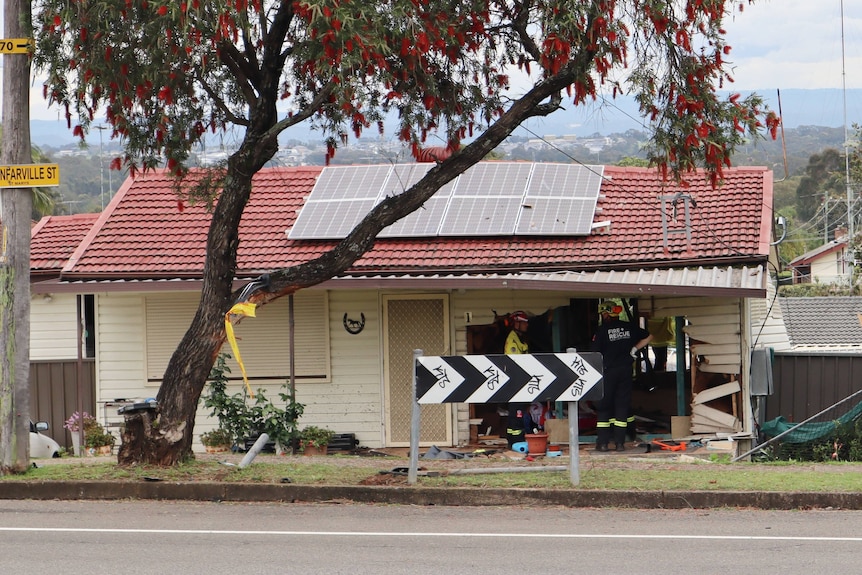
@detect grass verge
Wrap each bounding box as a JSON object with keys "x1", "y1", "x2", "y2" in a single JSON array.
[{"x1": 4, "y1": 453, "x2": 862, "y2": 492}]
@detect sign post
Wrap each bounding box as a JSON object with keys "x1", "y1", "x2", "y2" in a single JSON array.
[{"x1": 413, "y1": 351, "x2": 603, "y2": 486}]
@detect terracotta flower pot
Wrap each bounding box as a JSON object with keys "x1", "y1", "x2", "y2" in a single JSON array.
[
  {"x1": 303, "y1": 444, "x2": 328, "y2": 456},
  {"x1": 525, "y1": 433, "x2": 548, "y2": 455}
]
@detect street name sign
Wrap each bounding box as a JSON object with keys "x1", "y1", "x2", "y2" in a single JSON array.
[
  {"x1": 415, "y1": 352, "x2": 604, "y2": 404},
  {"x1": 0, "y1": 164, "x2": 60, "y2": 188},
  {"x1": 0, "y1": 39, "x2": 32, "y2": 54}
]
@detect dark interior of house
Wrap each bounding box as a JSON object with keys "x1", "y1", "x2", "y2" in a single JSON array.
[{"x1": 465, "y1": 298, "x2": 687, "y2": 442}]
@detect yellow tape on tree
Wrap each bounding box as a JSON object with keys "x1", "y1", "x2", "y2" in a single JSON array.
[{"x1": 225, "y1": 302, "x2": 257, "y2": 397}]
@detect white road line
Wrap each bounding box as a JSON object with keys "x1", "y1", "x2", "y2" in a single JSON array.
[{"x1": 0, "y1": 527, "x2": 860, "y2": 542}]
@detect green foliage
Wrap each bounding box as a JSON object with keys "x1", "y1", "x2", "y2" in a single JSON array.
[
  {"x1": 199, "y1": 428, "x2": 233, "y2": 448},
  {"x1": 779, "y1": 282, "x2": 853, "y2": 297},
  {"x1": 83, "y1": 418, "x2": 115, "y2": 448},
  {"x1": 759, "y1": 418, "x2": 862, "y2": 463},
  {"x1": 202, "y1": 354, "x2": 305, "y2": 450},
  {"x1": 299, "y1": 426, "x2": 335, "y2": 450},
  {"x1": 616, "y1": 156, "x2": 650, "y2": 168}
]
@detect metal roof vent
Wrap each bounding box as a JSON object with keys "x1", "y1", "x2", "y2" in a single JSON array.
[{"x1": 661, "y1": 193, "x2": 695, "y2": 253}]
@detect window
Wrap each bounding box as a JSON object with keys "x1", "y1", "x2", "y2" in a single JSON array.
[{"x1": 145, "y1": 291, "x2": 330, "y2": 384}]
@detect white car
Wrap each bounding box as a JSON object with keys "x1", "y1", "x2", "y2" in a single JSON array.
[{"x1": 30, "y1": 421, "x2": 61, "y2": 458}]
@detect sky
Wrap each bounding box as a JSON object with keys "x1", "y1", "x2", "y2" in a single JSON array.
[{"x1": 4, "y1": 0, "x2": 862, "y2": 127}]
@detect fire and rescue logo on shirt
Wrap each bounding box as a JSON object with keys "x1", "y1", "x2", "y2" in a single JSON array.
[{"x1": 415, "y1": 353, "x2": 604, "y2": 404}]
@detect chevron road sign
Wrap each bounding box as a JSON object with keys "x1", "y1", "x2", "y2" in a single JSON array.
[{"x1": 415, "y1": 352, "x2": 604, "y2": 404}]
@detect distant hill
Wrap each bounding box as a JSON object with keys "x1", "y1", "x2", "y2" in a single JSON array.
[{"x1": 31, "y1": 88, "x2": 862, "y2": 149}]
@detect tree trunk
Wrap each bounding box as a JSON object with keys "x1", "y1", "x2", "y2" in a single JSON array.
[
  {"x1": 0, "y1": 0, "x2": 34, "y2": 474},
  {"x1": 118, "y1": 136, "x2": 273, "y2": 465}
]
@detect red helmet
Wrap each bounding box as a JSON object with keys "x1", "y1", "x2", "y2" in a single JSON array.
[{"x1": 510, "y1": 311, "x2": 529, "y2": 323}]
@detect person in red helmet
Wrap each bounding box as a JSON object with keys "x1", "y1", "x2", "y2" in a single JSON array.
[
  {"x1": 504, "y1": 311, "x2": 529, "y2": 355},
  {"x1": 591, "y1": 301, "x2": 652, "y2": 452},
  {"x1": 505, "y1": 311, "x2": 531, "y2": 448}
]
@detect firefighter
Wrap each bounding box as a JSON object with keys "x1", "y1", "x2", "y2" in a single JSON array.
[
  {"x1": 591, "y1": 302, "x2": 652, "y2": 452},
  {"x1": 505, "y1": 311, "x2": 530, "y2": 447}
]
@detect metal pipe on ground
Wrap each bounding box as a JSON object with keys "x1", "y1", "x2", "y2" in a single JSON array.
[
  {"x1": 238, "y1": 433, "x2": 270, "y2": 468},
  {"x1": 447, "y1": 466, "x2": 568, "y2": 475}
]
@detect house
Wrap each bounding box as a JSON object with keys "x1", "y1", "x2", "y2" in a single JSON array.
[
  {"x1": 30, "y1": 162, "x2": 778, "y2": 453},
  {"x1": 787, "y1": 238, "x2": 850, "y2": 285}
]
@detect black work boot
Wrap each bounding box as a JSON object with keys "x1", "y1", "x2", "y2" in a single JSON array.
[
  {"x1": 613, "y1": 427, "x2": 627, "y2": 451},
  {"x1": 594, "y1": 427, "x2": 611, "y2": 452}
]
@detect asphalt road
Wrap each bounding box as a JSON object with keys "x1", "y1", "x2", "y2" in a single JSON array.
[{"x1": 1, "y1": 500, "x2": 860, "y2": 574}]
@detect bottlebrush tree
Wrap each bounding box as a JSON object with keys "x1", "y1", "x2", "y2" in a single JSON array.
[{"x1": 32, "y1": 0, "x2": 779, "y2": 464}]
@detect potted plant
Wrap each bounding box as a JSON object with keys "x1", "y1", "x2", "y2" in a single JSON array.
[
  {"x1": 200, "y1": 428, "x2": 233, "y2": 453},
  {"x1": 81, "y1": 416, "x2": 116, "y2": 456},
  {"x1": 299, "y1": 425, "x2": 335, "y2": 456},
  {"x1": 202, "y1": 354, "x2": 305, "y2": 454},
  {"x1": 64, "y1": 411, "x2": 89, "y2": 456}
]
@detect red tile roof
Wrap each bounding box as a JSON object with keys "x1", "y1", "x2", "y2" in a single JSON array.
[
  {"x1": 52, "y1": 163, "x2": 773, "y2": 281},
  {"x1": 30, "y1": 213, "x2": 100, "y2": 279}
]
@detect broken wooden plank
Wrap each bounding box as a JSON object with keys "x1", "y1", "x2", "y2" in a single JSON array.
[
  {"x1": 690, "y1": 343, "x2": 741, "y2": 356},
  {"x1": 693, "y1": 380, "x2": 741, "y2": 405},
  {"x1": 692, "y1": 403, "x2": 739, "y2": 429},
  {"x1": 697, "y1": 363, "x2": 741, "y2": 374}
]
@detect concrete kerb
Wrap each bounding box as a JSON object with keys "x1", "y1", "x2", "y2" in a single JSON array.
[{"x1": 2, "y1": 481, "x2": 861, "y2": 509}]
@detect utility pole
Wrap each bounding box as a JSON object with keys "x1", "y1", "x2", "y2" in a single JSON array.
[
  {"x1": 841, "y1": 0, "x2": 855, "y2": 290},
  {"x1": 0, "y1": 0, "x2": 34, "y2": 473}
]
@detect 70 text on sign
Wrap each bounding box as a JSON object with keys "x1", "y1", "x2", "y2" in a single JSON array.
[{"x1": 0, "y1": 39, "x2": 32, "y2": 54}]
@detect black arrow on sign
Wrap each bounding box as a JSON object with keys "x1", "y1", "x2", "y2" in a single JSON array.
[
  {"x1": 485, "y1": 355, "x2": 534, "y2": 403},
  {"x1": 527, "y1": 353, "x2": 579, "y2": 401},
  {"x1": 434, "y1": 356, "x2": 492, "y2": 403},
  {"x1": 415, "y1": 361, "x2": 443, "y2": 399}
]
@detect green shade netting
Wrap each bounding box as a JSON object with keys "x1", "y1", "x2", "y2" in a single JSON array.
[{"x1": 761, "y1": 400, "x2": 862, "y2": 444}]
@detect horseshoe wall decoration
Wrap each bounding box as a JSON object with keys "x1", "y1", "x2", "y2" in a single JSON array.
[{"x1": 343, "y1": 312, "x2": 366, "y2": 335}]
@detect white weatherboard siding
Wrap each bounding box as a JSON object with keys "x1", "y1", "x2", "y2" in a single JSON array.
[
  {"x1": 322, "y1": 290, "x2": 384, "y2": 446},
  {"x1": 96, "y1": 293, "x2": 147, "y2": 426},
  {"x1": 652, "y1": 295, "x2": 753, "y2": 436},
  {"x1": 749, "y1": 280, "x2": 792, "y2": 352},
  {"x1": 30, "y1": 293, "x2": 79, "y2": 360}
]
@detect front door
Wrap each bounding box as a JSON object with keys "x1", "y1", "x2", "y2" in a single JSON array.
[{"x1": 383, "y1": 295, "x2": 451, "y2": 446}]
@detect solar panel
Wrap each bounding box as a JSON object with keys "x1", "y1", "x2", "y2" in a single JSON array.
[
  {"x1": 379, "y1": 163, "x2": 434, "y2": 198},
  {"x1": 377, "y1": 164, "x2": 456, "y2": 237},
  {"x1": 440, "y1": 196, "x2": 524, "y2": 236},
  {"x1": 516, "y1": 198, "x2": 598, "y2": 235},
  {"x1": 452, "y1": 162, "x2": 534, "y2": 197},
  {"x1": 288, "y1": 165, "x2": 391, "y2": 239},
  {"x1": 287, "y1": 162, "x2": 604, "y2": 239}
]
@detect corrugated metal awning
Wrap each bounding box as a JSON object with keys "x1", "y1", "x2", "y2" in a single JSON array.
[
  {"x1": 32, "y1": 265, "x2": 765, "y2": 298},
  {"x1": 322, "y1": 265, "x2": 766, "y2": 297}
]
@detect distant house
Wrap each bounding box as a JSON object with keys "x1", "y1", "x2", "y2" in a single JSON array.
[
  {"x1": 788, "y1": 238, "x2": 850, "y2": 285},
  {"x1": 30, "y1": 162, "x2": 780, "y2": 452}
]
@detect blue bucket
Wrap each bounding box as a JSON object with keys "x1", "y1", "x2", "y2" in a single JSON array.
[{"x1": 511, "y1": 441, "x2": 528, "y2": 453}]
